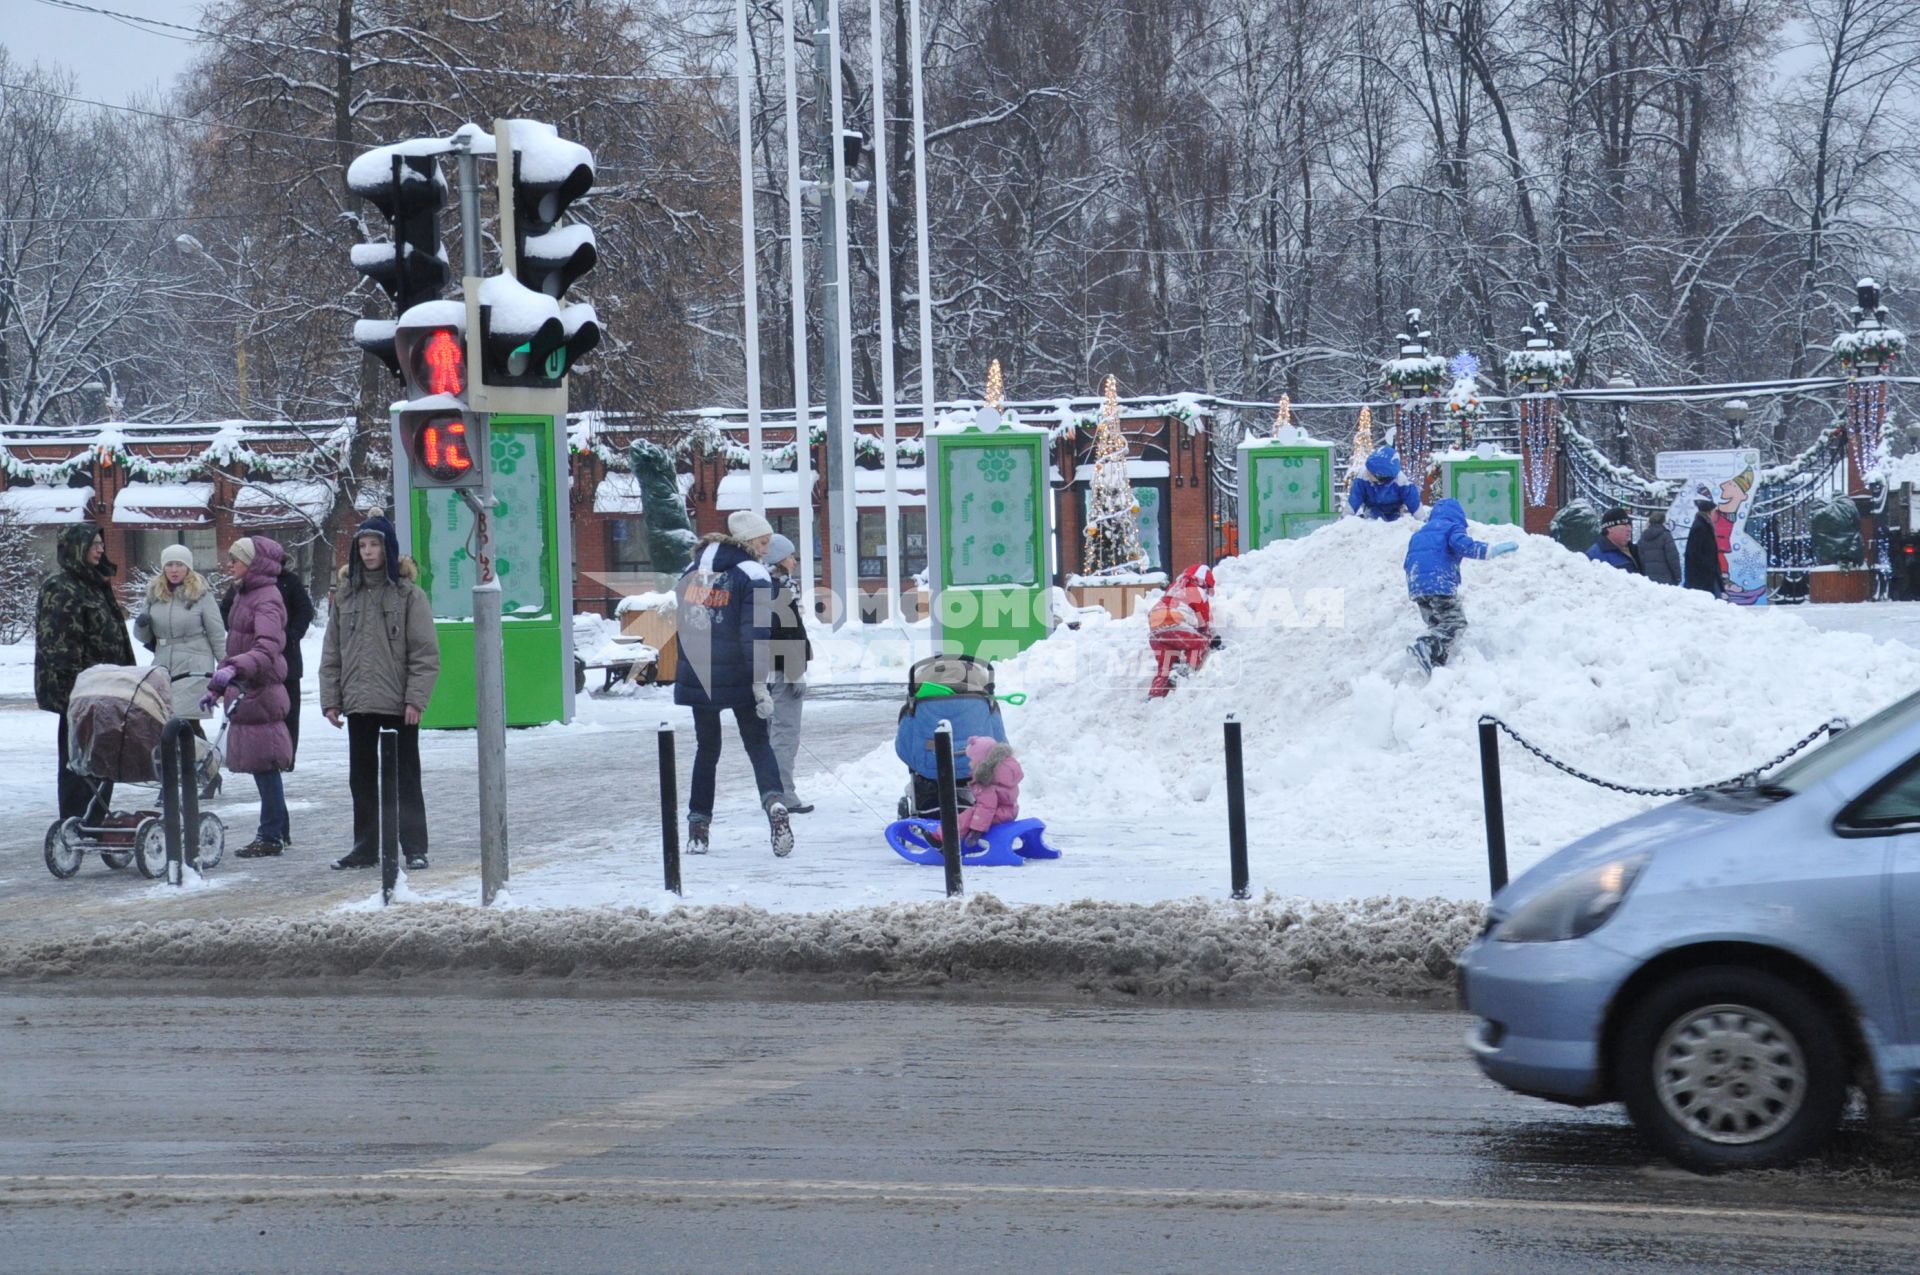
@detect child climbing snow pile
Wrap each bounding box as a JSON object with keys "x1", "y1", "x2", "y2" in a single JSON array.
[
  {"x1": 1147, "y1": 563, "x2": 1220, "y2": 699},
  {"x1": 1348, "y1": 446, "x2": 1422, "y2": 521},
  {"x1": 956, "y1": 736, "x2": 1022, "y2": 844},
  {"x1": 1404, "y1": 498, "x2": 1516, "y2": 674}
]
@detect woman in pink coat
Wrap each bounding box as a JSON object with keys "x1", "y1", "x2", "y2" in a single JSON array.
[
  {"x1": 204, "y1": 536, "x2": 294, "y2": 859},
  {"x1": 957, "y1": 735, "x2": 1022, "y2": 843}
]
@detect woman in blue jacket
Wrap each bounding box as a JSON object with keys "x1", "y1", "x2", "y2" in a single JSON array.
[
  {"x1": 1348, "y1": 447, "x2": 1422, "y2": 521},
  {"x1": 674, "y1": 511, "x2": 792, "y2": 857},
  {"x1": 1404, "y1": 499, "x2": 1516, "y2": 673}
]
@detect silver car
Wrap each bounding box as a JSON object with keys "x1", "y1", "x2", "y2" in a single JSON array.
[{"x1": 1459, "y1": 689, "x2": 1920, "y2": 1171}]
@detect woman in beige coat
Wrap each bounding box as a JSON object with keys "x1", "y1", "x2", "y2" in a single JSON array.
[{"x1": 133, "y1": 543, "x2": 227, "y2": 723}]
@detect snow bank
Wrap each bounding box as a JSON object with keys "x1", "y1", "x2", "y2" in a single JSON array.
[
  {"x1": 829, "y1": 517, "x2": 1920, "y2": 892},
  {"x1": 0, "y1": 894, "x2": 1481, "y2": 1001}
]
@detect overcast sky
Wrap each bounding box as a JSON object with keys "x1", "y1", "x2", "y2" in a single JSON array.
[{"x1": 5, "y1": 0, "x2": 206, "y2": 106}]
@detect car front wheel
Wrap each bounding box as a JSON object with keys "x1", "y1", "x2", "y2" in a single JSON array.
[{"x1": 1617, "y1": 966, "x2": 1847, "y2": 1172}]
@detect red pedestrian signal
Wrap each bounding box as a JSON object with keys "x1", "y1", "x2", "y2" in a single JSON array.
[{"x1": 415, "y1": 328, "x2": 465, "y2": 397}]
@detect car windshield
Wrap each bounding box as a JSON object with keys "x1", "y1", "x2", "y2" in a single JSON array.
[{"x1": 1766, "y1": 688, "x2": 1920, "y2": 795}]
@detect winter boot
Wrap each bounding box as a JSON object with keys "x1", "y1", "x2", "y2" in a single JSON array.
[
  {"x1": 766, "y1": 802, "x2": 794, "y2": 858},
  {"x1": 687, "y1": 818, "x2": 710, "y2": 855},
  {"x1": 236, "y1": 838, "x2": 283, "y2": 859},
  {"x1": 1408, "y1": 638, "x2": 1435, "y2": 676}
]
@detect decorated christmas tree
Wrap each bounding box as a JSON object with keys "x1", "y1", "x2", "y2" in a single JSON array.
[{"x1": 1083, "y1": 375, "x2": 1150, "y2": 576}]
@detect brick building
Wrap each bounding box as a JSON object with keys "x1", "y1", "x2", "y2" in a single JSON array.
[{"x1": 2, "y1": 399, "x2": 1219, "y2": 622}]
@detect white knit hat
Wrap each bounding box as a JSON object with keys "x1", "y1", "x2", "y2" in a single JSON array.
[
  {"x1": 227, "y1": 537, "x2": 257, "y2": 566},
  {"x1": 160, "y1": 543, "x2": 194, "y2": 569},
  {"x1": 728, "y1": 510, "x2": 774, "y2": 541}
]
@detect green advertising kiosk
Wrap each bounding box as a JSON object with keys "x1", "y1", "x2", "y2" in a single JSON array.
[
  {"x1": 398, "y1": 410, "x2": 574, "y2": 728},
  {"x1": 1238, "y1": 424, "x2": 1339, "y2": 549},
  {"x1": 1438, "y1": 445, "x2": 1523, "y2": 527},
  {"x1": 926, "y1": 409, "x2": 1053, "y2": 660}
]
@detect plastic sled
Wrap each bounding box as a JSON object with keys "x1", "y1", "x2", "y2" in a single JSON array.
[{"x1": 885, "y1": 817, "x2": 1059, "y2": 867}]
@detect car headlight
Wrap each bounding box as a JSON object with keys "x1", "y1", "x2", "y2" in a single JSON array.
[{"x1": 1495, "y1": 853, "x2": 1648, "y2": 943}]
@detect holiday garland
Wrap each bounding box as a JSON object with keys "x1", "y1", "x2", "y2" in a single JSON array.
[
  {"x1": 1382, "y1": 355, "x2": 1447, "y2": 392},
  {"x1": 1832, "y1": 327, "x2": 1907, "y2": 371},
  {"x1": 1518, "y1": 395, "x2": 1556, "y2": 506},
  {"x1": 0, "y1": 420, "x2": 353, "y2": 487},
  {"x1": 1502, "y1": 347, "x2": 1576, "y2": 387}
]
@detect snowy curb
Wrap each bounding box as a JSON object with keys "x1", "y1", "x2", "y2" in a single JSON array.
[{"x1": 0, "y1": 895, "x2": 1484, "y2": 1001}]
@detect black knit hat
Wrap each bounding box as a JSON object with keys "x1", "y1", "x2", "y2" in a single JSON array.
[{"x1": 1599, "y1": 507, "x2": 1632, "y2": 531}]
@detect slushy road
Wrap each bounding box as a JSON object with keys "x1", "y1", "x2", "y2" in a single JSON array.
[{"x1": 5, "y1": 989, "x2": 1919, "y2": 1273}]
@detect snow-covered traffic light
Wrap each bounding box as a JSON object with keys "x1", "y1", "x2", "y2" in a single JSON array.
[
  {"x1": 488, "y1": 120, "x2": 601, "y2": 386},
  {"x1": 394, "y1": 301, "x2": 483, "y2": 490},
  {"x1": 348, "y1": 147, "x2": 452, "y2": 377}
]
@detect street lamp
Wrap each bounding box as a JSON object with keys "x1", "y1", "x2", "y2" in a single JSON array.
[
  {"x1": 1606, "y1": 373, "x2": 1635, "y2": 463},
  {"x1": 1723, "y1": 399, "x2": 1749, "y2": 447}
]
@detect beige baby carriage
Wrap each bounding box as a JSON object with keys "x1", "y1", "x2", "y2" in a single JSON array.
[{"x1": 43, "y1": 664, "x2": 227, "y2": 879}]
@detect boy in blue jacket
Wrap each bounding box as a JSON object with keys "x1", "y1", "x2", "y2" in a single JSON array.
[
  {"x1": 1404, "y1": 499, "x2": 1517, "y2": 673},
  {"x1": 1348, "y1": 446, "x2": 1422, "y2": 521}
]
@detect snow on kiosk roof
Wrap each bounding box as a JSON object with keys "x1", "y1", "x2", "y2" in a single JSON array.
[
  {"x1": 715, "y1": 469, "x2": 926, "y2": 511},
  {"x1": 0, "y1": 485, "x2": 93, "y2": 525},
  {"x1": 112, "y1": 482, "x2": 213, "y2": 526},
  {"x1": 234, "y1": 480, "x2": 335, "y2": 525}
]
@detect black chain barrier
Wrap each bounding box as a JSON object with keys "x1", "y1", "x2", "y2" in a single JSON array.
[{"x1": 1476, "y1": 715, "x2": 1849, "y2": 798}]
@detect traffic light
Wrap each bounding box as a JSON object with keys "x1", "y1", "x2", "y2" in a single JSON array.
[
  {"x1": 484, "y1": 119, "x2": 601, "y2": 387},
  {"x1": 393, "y1": 301, "x2": 483, "y2": 490},
  {"x1": 347, "y1": 146, "x2": 452, "y2": 376},
  {"x1": 478, "y1": 274, "x2": 567, "y2": 388}
]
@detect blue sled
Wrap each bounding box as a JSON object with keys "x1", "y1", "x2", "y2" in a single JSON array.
[{"x1": 885, "y1": 817, "x2": 1060, "y2": 867}]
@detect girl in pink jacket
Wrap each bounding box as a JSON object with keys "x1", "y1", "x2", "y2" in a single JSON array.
[{"x1": 957, "y1": 735, "x2": 1022, "y2": 842}]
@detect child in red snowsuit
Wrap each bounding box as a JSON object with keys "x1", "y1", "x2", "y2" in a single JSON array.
[{"x1": 1147, "y1": 563, "x2": 1218, "y2": 699}]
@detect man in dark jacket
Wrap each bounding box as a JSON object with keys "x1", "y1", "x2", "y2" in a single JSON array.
[
  {"x1": 35, "y1": 523, "x2": 137, "y2": 819},
  {"x1": 1637, "y1": 507, "x2": 1682, "y2": 584},
  {"x1": 1586, "y1": 508, "x2": 1644, "y2": 573},
  {"x1": 1684, "y1": 487, "x2": 1724, "y2": 596},
  {"x1": 763, "y1": 532, "x2": 814, "y2": 814},
  {"x1": 674, "y1": 511, "x2": 790, "y2": 857}
]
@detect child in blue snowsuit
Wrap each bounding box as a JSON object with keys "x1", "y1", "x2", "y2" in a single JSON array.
[
  {"x1": 1348, "y1": 446, "x2": 1422, "y2": 521},
  {"x1": 1404, "y1": 499, "x2": 1517, "y2": 672}
]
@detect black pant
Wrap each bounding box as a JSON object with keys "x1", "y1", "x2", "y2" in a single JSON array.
[
  {"x1": 282, "y1": 678, "x2": 301, "y2": 842},
  {"x1": 347, "y1": 714, "x2": 427, "y2": 858},
  {"x1": 688, "y1": 705, "x2": 785, "y2": 823},
  {"x1": 55, "y1": 713, "x2": 108, "y2": 822}
]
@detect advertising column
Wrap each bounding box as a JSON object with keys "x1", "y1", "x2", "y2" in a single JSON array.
[
  {"x1": 927, "y1": 415, "x2": 1052, "y2": 660},
  {"x1": 404, "y1": 413, "x2": 571, "y2": 724}
]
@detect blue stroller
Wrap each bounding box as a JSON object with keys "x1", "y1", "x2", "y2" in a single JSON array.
[{"x1": 893, "y1": 654, "x2": 1008, "y2": 819}]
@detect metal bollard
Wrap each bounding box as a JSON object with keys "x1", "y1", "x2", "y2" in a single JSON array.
[
  {"x1": 380, "y1": 726, "x2": 400, "y2": 905},
  {"x1": 160, "y1": 717, "x2": 190, "y2": 886},
  {"x1": 1478, "y1": 719, "x2": 1509, "y2": 897},
  {"x1": 178, "y1": 729, "x2": 201, "y2": 870},
  {"x1": 1224, "y1": 715, "x2": 1250, "y2": 900},
  {"x1": 659, "y1": 722, "x2": 681, "y2": 896},
  {"x1": 934, "y1": 721, "x2": 963, "y2": 898}
]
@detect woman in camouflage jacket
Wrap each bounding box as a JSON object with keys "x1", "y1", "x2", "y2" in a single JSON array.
[{"x1": 35, "y1": 523, "x2": 137, "y2": 819}]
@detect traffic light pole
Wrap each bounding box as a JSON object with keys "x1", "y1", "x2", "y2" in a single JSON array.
[{"x1": 455, "y1": 141, "x2": 510, "y2": 906}]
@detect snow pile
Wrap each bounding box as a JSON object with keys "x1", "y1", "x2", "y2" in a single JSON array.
[
  {"x1": 829, "y1": 517, "x2": 1920, "y2": 895},
  {"x1": 0, "y1": 894, "x2": 1482, "y2": 1001}
]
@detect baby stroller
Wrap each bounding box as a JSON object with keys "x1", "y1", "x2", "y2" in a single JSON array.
[
  {"x1": 43, "y1": 664, "x2": 228, "y2": 880},
  {"x1": 893, "y1": 654, "x2": 1008, "y2": 820}
]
